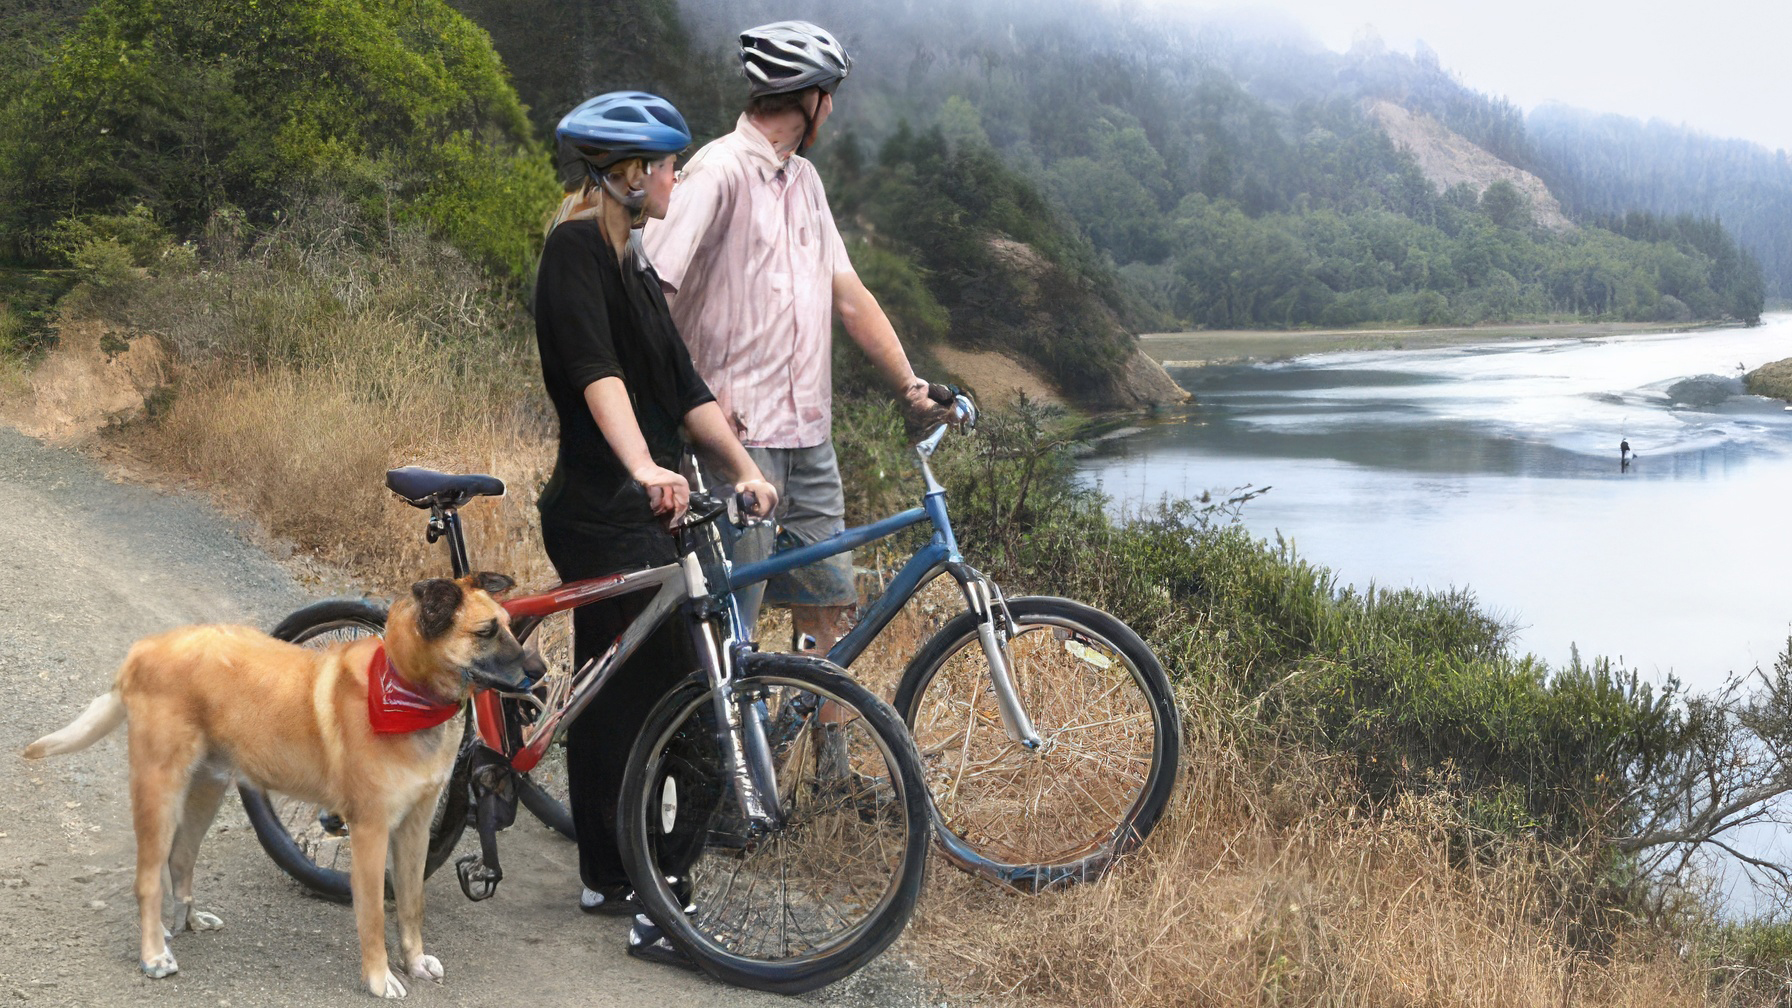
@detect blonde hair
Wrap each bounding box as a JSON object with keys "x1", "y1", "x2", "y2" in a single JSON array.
[{"x1": 546, "y1": 155, "x2": 654, "y2": 235}]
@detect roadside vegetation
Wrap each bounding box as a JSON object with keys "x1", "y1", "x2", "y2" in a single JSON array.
[{"x1": 7, "y1": 2, "x2": 1792, "y2": 1006}]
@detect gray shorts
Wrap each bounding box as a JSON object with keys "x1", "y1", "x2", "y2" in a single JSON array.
[{"x1": 696, "y1": 442, "x2": 856, "y2": 624}]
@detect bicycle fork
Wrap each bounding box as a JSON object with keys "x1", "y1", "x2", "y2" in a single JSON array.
[
  {"x1": 953, "y1": 568, "x2": 1043, "y2": 749},
  {"x1": 687, "y1": 596, "x2": 782, "y2": 830}
]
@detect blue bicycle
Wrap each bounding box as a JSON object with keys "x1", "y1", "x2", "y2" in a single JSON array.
[{"x1": 717, "y1": 391, "x2": 1181, "y2": 890}]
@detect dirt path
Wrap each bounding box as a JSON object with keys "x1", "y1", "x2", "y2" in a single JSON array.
[{"x1": 0, "y1": 428, "x2": 933, "y2": 1007}]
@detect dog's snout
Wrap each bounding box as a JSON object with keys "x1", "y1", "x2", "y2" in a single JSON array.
[{"x1": 469, "y1": 636, "x2": 542, "y2": 691}]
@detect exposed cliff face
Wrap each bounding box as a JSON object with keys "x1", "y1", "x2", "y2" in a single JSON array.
[
  {"x1": 976, "y1": 237, "x2": 1187, "y2": 410},
  {"x1": 1367, "y1": 100, "x2": 1574, "y2": 232}
]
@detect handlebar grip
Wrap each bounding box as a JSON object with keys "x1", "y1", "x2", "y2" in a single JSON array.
[{"x1": 927, "y1": 382, "x2": 957, "y2": 405}]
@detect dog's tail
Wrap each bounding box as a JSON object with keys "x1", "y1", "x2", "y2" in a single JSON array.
[{"x1": 23, "y1": 690, "x2": 126, "y2": 759}]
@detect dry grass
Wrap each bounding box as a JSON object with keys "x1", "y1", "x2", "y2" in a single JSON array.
[
  {"x1": 146, "y1": 360, "x2": 556, "y2": 592},
  {"x1": 907, "y1": 704, "x2": 1710, "y2": 1007},
  {"x1": 114, "y1": 206, "x2": 560, "y2": 594}
]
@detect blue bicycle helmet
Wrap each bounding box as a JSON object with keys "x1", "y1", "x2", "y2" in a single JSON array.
[{"x1": 556, "y1": 91, "x2": 691, "y2": 176}]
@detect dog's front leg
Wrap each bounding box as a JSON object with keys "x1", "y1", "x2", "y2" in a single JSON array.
[
  {"x1": 390, "y1": 798, "x2": 441, "y2": 983},
  {"x1": 347, "y1": 816, "x2": 405, "y2": 998}
]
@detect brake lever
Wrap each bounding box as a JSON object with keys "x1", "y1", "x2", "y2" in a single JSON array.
[{"x1": 730, "y1": 491, "x2": 772, "y2": 529}]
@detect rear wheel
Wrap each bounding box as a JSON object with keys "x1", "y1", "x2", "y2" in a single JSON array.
[
  {"x1": 239, "y1": 599, "x2": 469, "y2": 901},
  {"x1": 893, "y1": 596, "x2": 1180, "y2": 891},
  {"x1": 620, "y1": 653, "x2": 929, "y2": 994}
]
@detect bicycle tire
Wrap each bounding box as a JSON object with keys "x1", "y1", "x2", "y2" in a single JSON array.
[
  {"x1": 620, "y1": 653, "x2": 930, "y2": 994},
  {"x1": 518, "y1": 770, "x2": 575, "y2": 840},
  {"x1": 892, "y1": 596, "x2": 1180, "y2": 891},
  {"x1": 239, "y1": 599, "x2": 470, "y2": 902}
]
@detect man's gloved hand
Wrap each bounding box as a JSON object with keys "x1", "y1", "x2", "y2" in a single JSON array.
[{"x1": 899, "y1": 377, "x2": 955, "y2": 431}]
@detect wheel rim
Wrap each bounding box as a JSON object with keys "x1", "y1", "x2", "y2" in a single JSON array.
[
  {"x1": 517, "y1": 610, "x2": 575, "y2": 830},
  {"x1": 907, "y1": 617, "x2": 1160, "y2": 872},
  {"x1": 644, "y1": 677, "x2": 914, "y2": 964}
]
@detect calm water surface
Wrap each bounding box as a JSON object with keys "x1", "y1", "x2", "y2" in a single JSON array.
[{"x1": 1083, "y1": 314, "x2": 1792, "y2": 693}]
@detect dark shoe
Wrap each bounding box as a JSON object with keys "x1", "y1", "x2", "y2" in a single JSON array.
[
  {"x1": 578, "y1": 885, "x2": 638, "y2": 916},
  {"x1": 627, "y1": 914, "x2": 700, "y2": 972},
  {"x1": 810, "y1": 772, "x2": 899, "y2": 824}
]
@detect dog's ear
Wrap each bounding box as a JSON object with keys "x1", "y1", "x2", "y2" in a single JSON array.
[
  {"x1": 471, "y1": 571, "x2": 515, "y2": 597},
  {"x1": 410, "y1": 578, "x2": 463, "y2": 640}
]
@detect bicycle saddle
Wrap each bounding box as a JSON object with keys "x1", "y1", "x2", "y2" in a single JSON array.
[{"x1": 386, "y1": 467, "x2": 506, "y2": 509}]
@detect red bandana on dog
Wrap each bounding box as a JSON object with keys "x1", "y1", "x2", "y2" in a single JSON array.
[{"x1": 366, "y1": 645, "x2": 461, "y2": 734}]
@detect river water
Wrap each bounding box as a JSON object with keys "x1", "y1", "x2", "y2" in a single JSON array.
[{"x1": 1083, "y1": 314, "x2": 1792, "y2": 693}]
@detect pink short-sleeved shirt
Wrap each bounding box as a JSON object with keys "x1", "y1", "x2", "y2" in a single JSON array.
[{"x1": 642, "y1": 115, "x2": 852, "y2": 449}]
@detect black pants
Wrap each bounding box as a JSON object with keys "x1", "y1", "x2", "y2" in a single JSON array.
[{"x1": 543, "y1": 520, "x2": 695, "y2": 891}]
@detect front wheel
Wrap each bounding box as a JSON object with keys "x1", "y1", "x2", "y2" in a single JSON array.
[
  {"x1": 620, "y1": 653, "x2": 930, "y2": 995},
  {"x1": 893, "y1": 596, "x2": 1180, "y2": 891},
  {"x1": 239, "y1": 599, "x2": 469, "y2": 901}
]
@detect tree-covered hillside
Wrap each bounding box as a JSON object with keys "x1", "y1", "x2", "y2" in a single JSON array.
[
  {"x1": 1, "y1": 0, "x2": 1768, "y2": 399},
  {"x1": 676, "y1": 0, "x2": 1762, "y2": 328},
  {"x1": 1528, "y1": 104, "x2": 1792, "y2": 301}
]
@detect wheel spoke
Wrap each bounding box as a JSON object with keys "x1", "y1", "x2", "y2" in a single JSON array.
[{"x1": 903, "y1": 604, "x2": 1174, "y2": 881}]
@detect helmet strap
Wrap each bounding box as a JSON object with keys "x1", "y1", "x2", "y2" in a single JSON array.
[
  {"x1": 593, "y1": 166, "x2": 650, "y2": 228},
  {"x1": 795, "y1": 90, "x2": 825, "y2": 156}
]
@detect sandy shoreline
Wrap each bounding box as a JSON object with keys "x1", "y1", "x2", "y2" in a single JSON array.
[{"x1": 1139, "y1": 320, "x2": 1730, "y2": 366}]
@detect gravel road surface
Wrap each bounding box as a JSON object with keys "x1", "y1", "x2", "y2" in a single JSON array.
[{"x1": 0, "y1": 428, "x2": 934, "y2": 1007}]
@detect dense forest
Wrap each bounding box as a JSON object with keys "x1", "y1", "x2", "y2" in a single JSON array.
[
  {"x1": 659, "y1": 1, "x2": 1770, "y2": 332},
  {"x1": 1528, "y1": 104, "x2": 1792, "y2": 301}
]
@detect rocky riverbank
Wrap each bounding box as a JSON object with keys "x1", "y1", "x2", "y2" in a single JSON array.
[{"x1": 1745, "y1": 356, "x2": 1792, "y2": 403}]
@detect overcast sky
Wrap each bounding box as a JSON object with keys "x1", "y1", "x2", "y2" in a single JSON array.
[{"x1": 1166, "y1": 0, "x2": 1792, "y2": 154}]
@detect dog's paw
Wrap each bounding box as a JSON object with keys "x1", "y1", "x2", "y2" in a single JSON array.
[
  {"x1": 186, "y1": 909, "x2": 224, "y2": 932},
  {"x1": 140, "y1": 951, "x2": 178, "y2": 979},
  {"x1": 366, "y1": 970, "x2": 407, "y2": 999},
  {"x1": 406, "y1": 954, "x2": 443, "y2": 981}
]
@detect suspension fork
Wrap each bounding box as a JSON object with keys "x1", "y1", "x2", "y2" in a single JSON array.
[
  {"x1": 947, "y1": 562, "x2": 1042, "y2": 748},
  {"x1": 685, "y1": 576, "x2": 781, "y2": 828}
]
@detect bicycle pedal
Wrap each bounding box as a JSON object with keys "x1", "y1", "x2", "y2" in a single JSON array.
[
  {"x1": 317, "y1": 810, "x2": 349, "y2": 837},
  {"x1": 455, "y1": 853, "x2": 502, "y2": 901}
]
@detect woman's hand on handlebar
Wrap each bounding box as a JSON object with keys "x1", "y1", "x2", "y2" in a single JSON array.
[
  {"x1": 632, "y1": 464, "x2": 690, "y2": 518},
  {"x1": 734, "y1": 478, "x2": 779, "y2": 519}
]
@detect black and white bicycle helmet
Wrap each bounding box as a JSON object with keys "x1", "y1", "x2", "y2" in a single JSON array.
[{"x1": 740, "y1": 20, "x2": 851, "y2": 97}]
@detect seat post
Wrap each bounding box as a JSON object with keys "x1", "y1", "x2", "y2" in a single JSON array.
[{"x1": 427, "y1": 506, "x2": 473, "y2": 578}]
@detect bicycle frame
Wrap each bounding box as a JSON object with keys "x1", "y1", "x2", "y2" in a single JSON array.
[
  {"x1": 726, "y1": 410, "x2": 1043, "y2": 747},
  {"x1": 431, "y1": 501, "x2": 786, "y2": 829}
]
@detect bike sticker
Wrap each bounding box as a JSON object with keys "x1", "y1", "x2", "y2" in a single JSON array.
[{"x1": 1063, "y1": 638, "x2": 1112, "y2": 669}]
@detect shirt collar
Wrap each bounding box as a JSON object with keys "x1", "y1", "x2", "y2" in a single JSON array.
[{"x1": 730, "y1": 113, "x2": 795, "y2": 183}]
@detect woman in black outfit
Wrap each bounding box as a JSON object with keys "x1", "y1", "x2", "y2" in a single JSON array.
[{"x1": 533, "y1": 91, "x2": 776, "y2": 956}]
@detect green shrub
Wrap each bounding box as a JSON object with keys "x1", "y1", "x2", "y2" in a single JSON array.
[{"x1": 1, "y1": 0, "x2": 556, "y2": 282}]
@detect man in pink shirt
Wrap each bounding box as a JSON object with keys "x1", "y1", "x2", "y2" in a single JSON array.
[{"x1": 645, "y1": 20, "x2": 946, "y2": 656}]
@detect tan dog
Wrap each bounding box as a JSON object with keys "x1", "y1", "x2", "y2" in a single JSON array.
[{"x1": 24, "y1": 572, "x2": 540, "y2": 998}]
